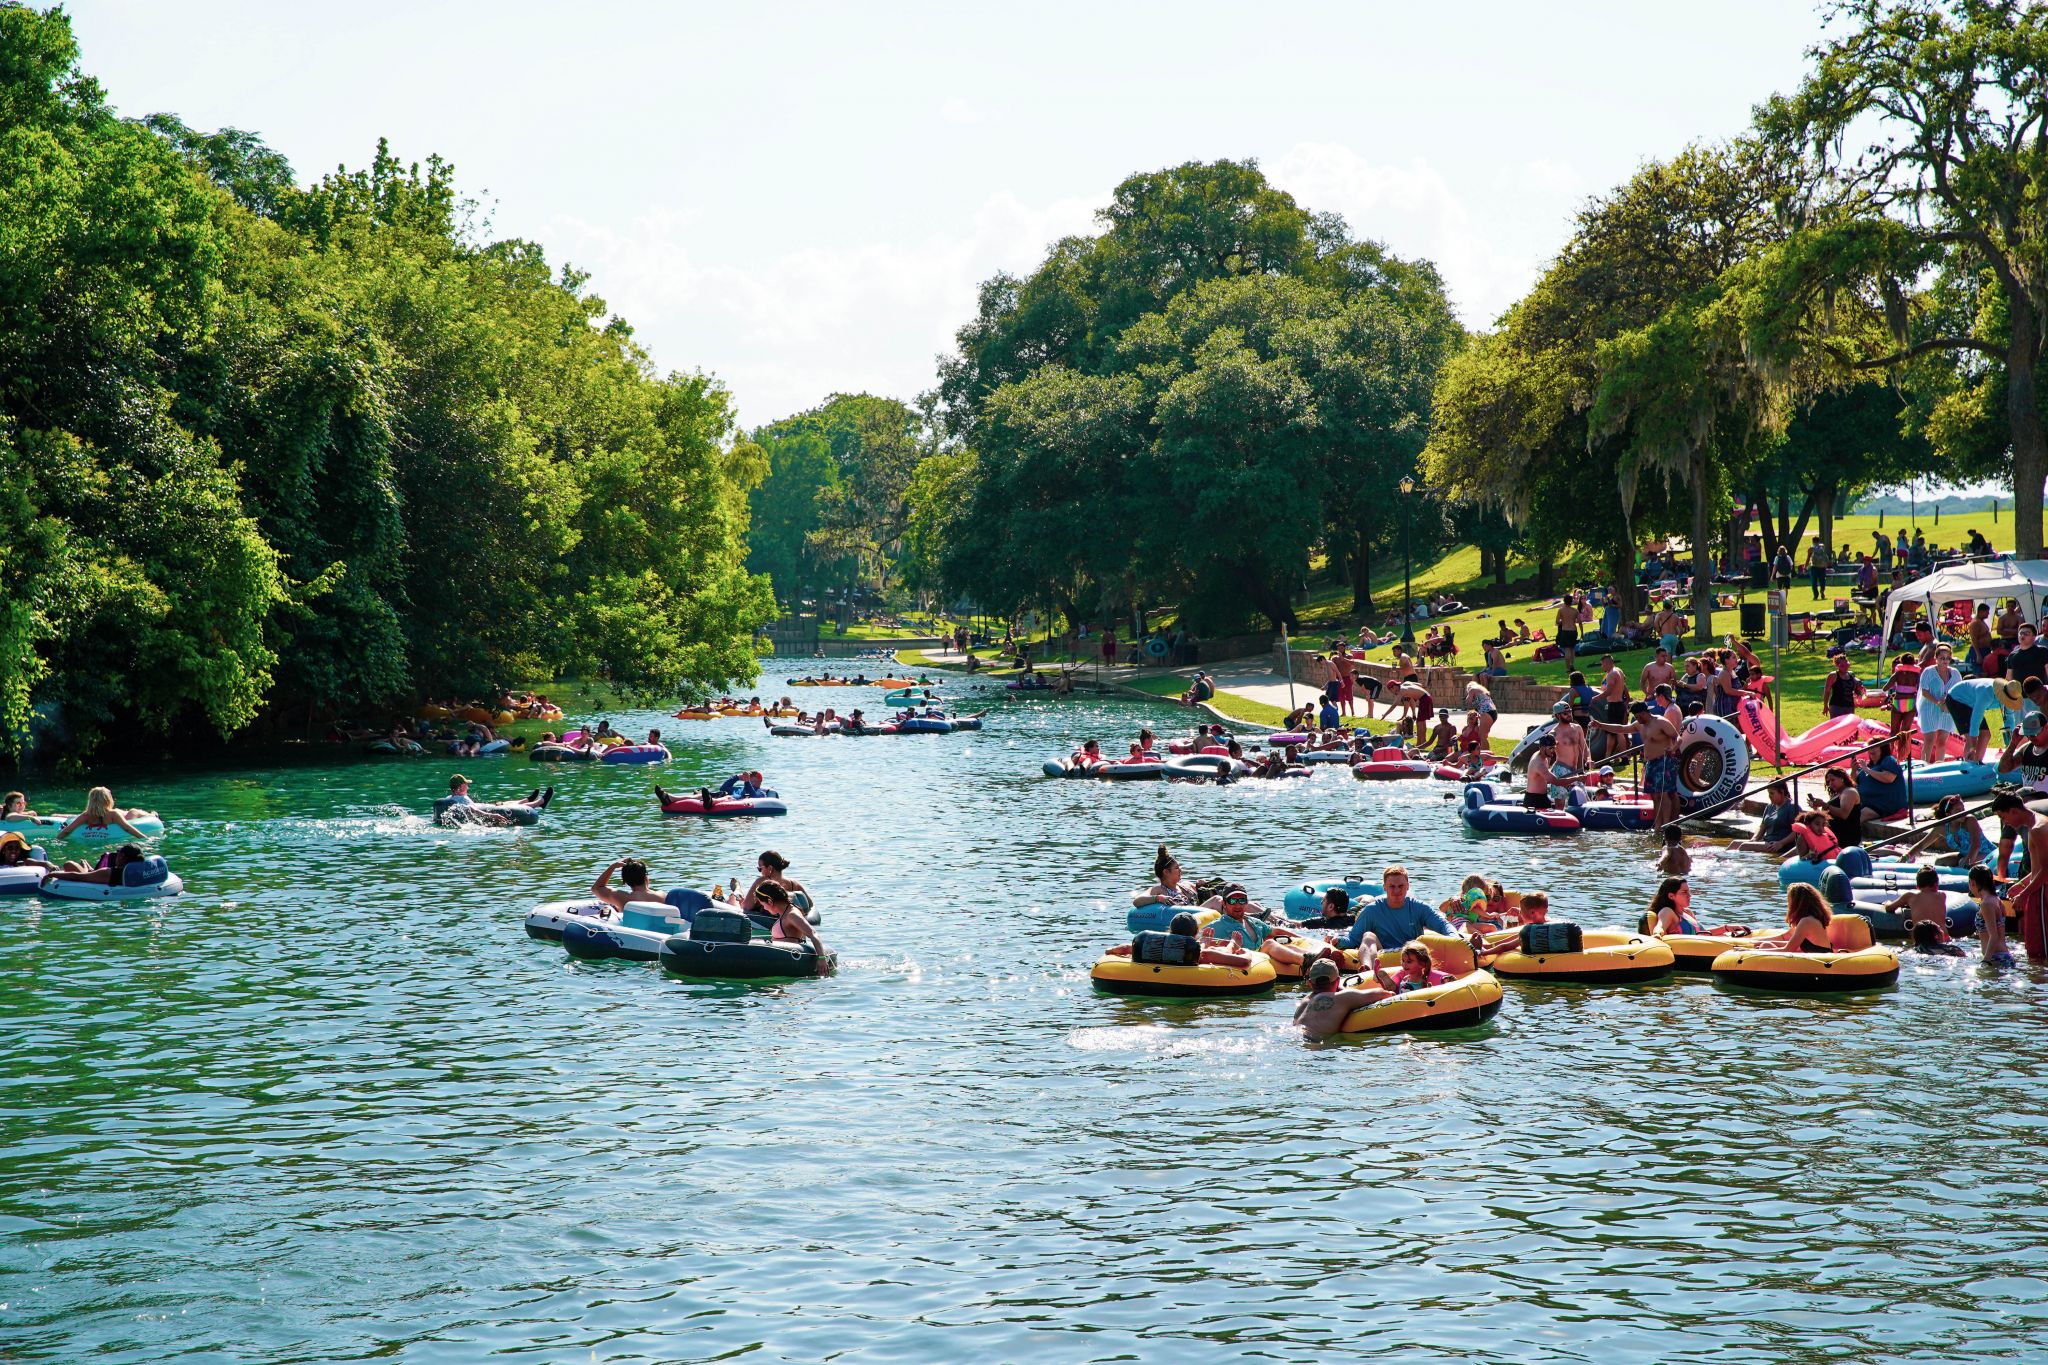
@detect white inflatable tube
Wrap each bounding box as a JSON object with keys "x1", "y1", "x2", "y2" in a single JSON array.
[{"x1": 38, "y1": 871, "x2": 184, "y2": 901}]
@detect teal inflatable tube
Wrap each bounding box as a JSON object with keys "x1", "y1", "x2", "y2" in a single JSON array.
[
  {"x1": 1283, "y1": 878, "x2": 1382, "y2": 919},
  {"x1": 0, "y1": 814, "x2": 165, "y2": 841}
]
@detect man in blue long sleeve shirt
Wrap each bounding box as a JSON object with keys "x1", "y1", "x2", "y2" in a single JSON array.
[{"x1": 1337, "y1": 867, "x2": 1450, "y2": 949}]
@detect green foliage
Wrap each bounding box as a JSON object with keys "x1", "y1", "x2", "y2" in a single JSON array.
[
  {"x1": 0, "y1": 7, "x2": 770, "y2": 759},
  {"x1": 1750, "y1": 0, "x2": 2048, "y2": 553},
  {"x1": 744, "y1": 392, "x2": 930, "y2": 608},
  {"x1": 933, "y1": 160, "x2": 1459, "y2": 631}
]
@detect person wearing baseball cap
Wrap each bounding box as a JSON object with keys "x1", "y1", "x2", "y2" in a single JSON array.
[{"x1": 1292, "y1": 956, "x2": 1386, "y2": 1040}]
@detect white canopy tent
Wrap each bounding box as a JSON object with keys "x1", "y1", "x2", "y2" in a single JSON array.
[{"x1": 1880, "y1": 558, "x2": 2048, "y2": 644}]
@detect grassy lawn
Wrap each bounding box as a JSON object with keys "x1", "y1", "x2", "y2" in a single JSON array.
[
  {"x1": 828, "y1": 621, "x2": 952, "y2": 640},
  {"x1": 895, "y1": 505, "x2": 2009, "y2": 765}
]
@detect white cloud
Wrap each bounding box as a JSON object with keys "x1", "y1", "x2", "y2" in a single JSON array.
[
  {"x1": 542, "y1": 190, "x2": 1101, "y2": 427},
  {"x1": 1268, "y1": 141, "x2": 1589, "y2": 330},
  {"x1": 939, "y1": 96, "x2": 983, "y2": 125},
  {"x1": 541, "y1": 144, "x2": 1587, "y2": 426}
]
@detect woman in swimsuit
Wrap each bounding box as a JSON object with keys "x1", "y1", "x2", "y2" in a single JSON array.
[
  {"x1": 45, "y1": 843, "x2": 147, "y2": 886},
  {"x1": 55, "y1": 787, "x2": 153, "y2": 841},
  {"x1": 741, "y1": 850, "x2": 812, "y2": 915},
  {"x1": 1645, "y1": 877, "x2": 1705, "y2": 936},
  {"x1": 754, "y1": 881, "x2": 827, "y2": 959},
  {"x1": 1755, "y1": 883, "x2": 1834, "y2": 953}
]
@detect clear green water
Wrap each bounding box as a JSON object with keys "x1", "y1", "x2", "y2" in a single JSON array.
[{"x1": 5, "y1": 668, "x2": 2046, "y2": 1363}]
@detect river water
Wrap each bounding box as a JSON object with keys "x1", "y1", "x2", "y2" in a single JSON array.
[{"x1": 5, "y1": 666, "x2": 2046, "y2": 1363}]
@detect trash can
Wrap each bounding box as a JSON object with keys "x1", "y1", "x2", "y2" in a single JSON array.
[
  {"x1": 1739, "y1": 602, "x2": 1767, "y2": 638},
  {"x1": 1748, "y1": 560, "x2": 1768, "y2": 588}
]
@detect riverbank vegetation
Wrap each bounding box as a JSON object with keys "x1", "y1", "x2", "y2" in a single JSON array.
[
  {"x1": 0, "y1": 8, "x2": 773, "y2": 761},
  {"x1": 754, "y1": 0, "x2": 2043, "y2": 654}
]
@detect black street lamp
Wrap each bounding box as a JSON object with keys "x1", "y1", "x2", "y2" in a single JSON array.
[{"x1": 1399, "y1": 476, "x2": 1417, "y2": 645}]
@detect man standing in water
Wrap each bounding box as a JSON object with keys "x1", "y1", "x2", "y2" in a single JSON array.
[
  {"x1": 1993, "y1": 792, "x2": 2048, "y2": 958},
  {"x1": 1593, "y1": 653, "x2": 1630, "y2": 762},
  {"x1": 1549, "y1": 701, "x2": 1590, "y2": 782},
  {"x1": 1591, "y1": 700, "x2": 1682, "y2": 829},
  {"x1": 1523, "y1": 735, "x2": 1563, "y2": 809}
]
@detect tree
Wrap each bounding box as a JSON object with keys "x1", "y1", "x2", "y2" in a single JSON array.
[
  {"x1": 1753, "y1": 0, "x2": 2048, "y2": 553},
  {"x1": 934, "y1": 161, "x2": 1456, "y2": 631},
  {"x1": 0, "y1": 7, "x2": 773, "y2": 758},
  {"x1": 1427, "y1": 147, "x2": 1779, "y2": 633}
]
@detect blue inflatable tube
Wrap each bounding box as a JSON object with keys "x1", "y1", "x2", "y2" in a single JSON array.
[
  {"x1": 1896, "y1": 761, "x2": 1997, "y2": 805},
  {"x1": 1459, "y1": 782, "x2": 1581, "y2": 835},
  {"x1": 1565, "y1": 788, "x2": 1656, "y2": 831},
  {"x1": 1282, "y1": 879, "x2": 1382, "y2": 919}
]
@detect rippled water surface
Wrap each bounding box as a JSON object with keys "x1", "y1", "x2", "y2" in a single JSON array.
[{"x1": 6, "y1": 667, "x2": 2047, "y2": 1363}]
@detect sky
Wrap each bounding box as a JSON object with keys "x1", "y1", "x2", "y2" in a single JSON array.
[{"x1": 70, "y1": 1, "x2": 1838, "y2": 431}]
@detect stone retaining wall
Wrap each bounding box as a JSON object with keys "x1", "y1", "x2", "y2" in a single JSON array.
[{"x1": 1274, "y1": 647, "x2": 1570, "y2": 714}]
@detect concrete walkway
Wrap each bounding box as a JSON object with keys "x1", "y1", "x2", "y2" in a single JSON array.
[{"x1": 916, "y1": 647, "x2": 1553, "y2": 741}]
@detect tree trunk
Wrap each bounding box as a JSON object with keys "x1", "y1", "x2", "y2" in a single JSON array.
[
  {"x1": 1245, "y1": 568, "x2": 1298, "y2": 632},
  {"x1": 1606, "y1": 540, "x2": 1639, "y2": 625},
  {"x1": 1690, "y1": 447, "x2": 1715, "y2": 646},
  {"x1": 2009, "y1": 306, "x2": 2044, "y2": 559},
  {"x1": 1350, "y1": 525, "x2": 1374, "y2": 615},
  {"x1": 1817, "y1": 478, "x2": 1837, "y2": 566},
  {"x1": 1535, "y1": 556, "x2": 1556, "y2": 596},
  {"x1": 1493, "y1": 548, "x2": 1508, "y2": 588},
  {"x1": 1750, "y1": 483, "x2": 1779, "y2": 559},
  {"x1": 1783, "y1": 486, "x2": 1817, "y2": 562}
]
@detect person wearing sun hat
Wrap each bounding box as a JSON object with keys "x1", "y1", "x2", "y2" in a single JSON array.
[
  {"x1": 1937, "y1": 670, "x2": 2011, "y2": 765},
  {"x1": 0, "y1": 831, "x2": 53, "y2": 874}
]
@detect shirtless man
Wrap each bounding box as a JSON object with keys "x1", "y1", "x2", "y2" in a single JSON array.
[
  {"x1": 1396, "y1": 677, "x2": 1433, "y2": 740},
  {"x1": 1554, "y1": 593, "x2": 1580, "y2": 672},
  {"x1": 1593, "y1": 700, "x2": 1681, "y2": 828},
  {"x1": 1548, "y1": 701, "x2": 1590, "y2": 781},
  {"x1": 1639, "y1": 647, "x2": 1676, "y2": 700},
  {"x1": 1524, "y1": 735, "x2": 1562, "y2": 809},
  {"x1": 1654, "y1": 604, "x2": 1685, "y2": 656},
  {"x1": 1595, "y1": 654, "x2": 1630, "y2": 762},
  {"x1": 1292, "y1": 958, "x2": 1386, "y2": 1040},
  {"x1": 590, "y1": 858, "x2": 666, "y2": 910},
  {"x1": 1424, "y1": 709, "x2": 1457, "y2": 759}
]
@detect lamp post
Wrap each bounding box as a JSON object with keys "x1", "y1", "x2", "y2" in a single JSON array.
[{"x1": 1399, "y1": 476, "x2": 1417, "y2": 645}]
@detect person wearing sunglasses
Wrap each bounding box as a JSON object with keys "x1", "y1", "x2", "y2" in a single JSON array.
[{"x1": 1201, "y1": 885, "x2": 1335, "y2": 971}]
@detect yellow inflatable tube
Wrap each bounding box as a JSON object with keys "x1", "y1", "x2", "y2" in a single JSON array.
[
  {"x1": 1338, "y1": 970, "x2": 1503, "y2": 1033},
  {"x1": 1482, "y1": 927, "x2": 1675, "y2": 985},
  {"x1": 1709, "y1": 916, "x2": 1899, "y2": 993},
  {"x1": 1090, "y1": 952, "x2": 1278, "y2": 998}
]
